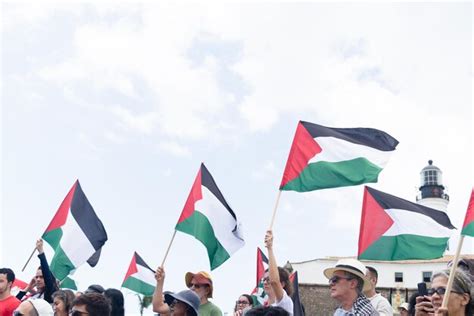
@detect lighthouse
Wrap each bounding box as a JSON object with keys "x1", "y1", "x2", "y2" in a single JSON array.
[{"x1": 416, "y1": 160, "x2": 449, "y2": 212}]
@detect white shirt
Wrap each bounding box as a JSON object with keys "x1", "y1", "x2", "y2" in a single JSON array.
[
  {"x1": 272, "y1": 291, "x2": 294, "y2": 316},
  {"x1": 368, "y1": 293, "x2": 393, "y2": 316}
]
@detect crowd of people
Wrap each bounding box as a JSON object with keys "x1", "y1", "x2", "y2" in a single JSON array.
[{"x1": 1, "y1": 232, "x2": 473, "y2": 315}]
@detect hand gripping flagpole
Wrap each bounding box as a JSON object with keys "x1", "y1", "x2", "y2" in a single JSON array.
[
  {"x1": 161, "y1": 230, "x2": 177, "y2": 267},
  {"x1": 441, "y1": 235, "x2": 465, "y2": 309},
  {"x1": 268, "y1": 190, "x2": 283, "y2": 230}
]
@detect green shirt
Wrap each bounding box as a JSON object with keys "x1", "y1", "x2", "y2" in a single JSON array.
[{"x1": 199, "y1": 301, "x2": 223, "y2": 316}]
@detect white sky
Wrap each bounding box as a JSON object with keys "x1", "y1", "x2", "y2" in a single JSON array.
[{"x1": 1, "y1": 2, "x2": 472, "y2": 315}]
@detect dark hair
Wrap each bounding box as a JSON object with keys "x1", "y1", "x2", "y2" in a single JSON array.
[
  {"x1": 52, "y1": 289, "x2": 75, "y2": 313},
  {"x1": 366, "y1": 266, "x2": 378, "y2": 280},
  {"x1": 245, "y1": 306, "x2": 290, "y2": 316},
  {"x1": 0, "y1": 268, "x2": 15, "y2": 283},
  {"x1": 73, "y1": 293, "x2": 111, "y2": 316},
  {"x1": 408, "y1": 292, "x2": 418, "y2": 316},
  {"x1": 104, "y1": 288, "x2": 125, "y2": 316},
  {"x1": 265, "y1": 267, "x2": 293, "y2": 297},
  {"x1": 343, "y1": 271, "x2": 364, "y2": 293}
]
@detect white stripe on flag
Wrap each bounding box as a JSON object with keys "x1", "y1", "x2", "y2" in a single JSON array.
[
  {"x1": 132, "y1": 264, "x2": 156, "y2": 287},
  {"x1": 384, "y1": 208, "x2": 453, "y2": 237},
  {"x1": 59, "y1": 208, "x2": 97, "y2": 267},
  {"x1": 309, "y1": 136, "x2": 392, "y2": 167},
  {"x1": 195, "y1": 186, "x2": 244, "y2": 255}
]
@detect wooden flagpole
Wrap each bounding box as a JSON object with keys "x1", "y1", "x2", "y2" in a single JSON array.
[
  {"x1": 268, "y1": 190, "x2": 283, "y2": 230},
  {"x1": 161, "y1": 230, "x2": 177, "y2": 267},
  {"x1": 441, "y1": 235, "x2": 465, "y2": 309},
  {"x1": 21, "y1": 247, "x2": 37, "y2": 272}
]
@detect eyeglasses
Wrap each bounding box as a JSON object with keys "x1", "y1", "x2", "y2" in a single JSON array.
[
  {"x1": 427, "y1": 287, "x2": 463, "y2": 296},
  {"x1": 236, "y1": 300, "x2": 250, "y2": 305},
  {"x1": 190, "y1": 283, "x2": 208, "y2": 289},
  {"x1": 13, "y1": 312, "x2": 24, "y2": 316},
  {"x1": 261, "y1": 276, "x2": 270, "y2": 283},
  {"x1": 69, "y1": 311, "x2": 90, "y2": 316},
  {"x1": 328, "y1": 276, "x2": 353, "y2": 285}
]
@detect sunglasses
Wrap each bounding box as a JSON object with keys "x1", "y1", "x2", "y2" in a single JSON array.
[
  {"x1": 236, "y1": 300, "x2": 250, "y2": 305},
  {"x1": 13, "y1": 312, "x2": 24, "y2": 316},
  {"x1": 190, "y1": 283, "x2": 208, "y2": 289},
  {"x1": 427, "y1": 287, "x2": 463, "y2": 296},
  {"x1": 329, "y1": 275, "x2": 353, "y2": 285}
]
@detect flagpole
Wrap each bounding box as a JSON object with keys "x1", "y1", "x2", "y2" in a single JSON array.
[
  {"x1": 441, "y1": 235, "x2": 465, "y2": 309},
  {"x1": 268, "y1": 190, "x2": 282, "y2": 230},
  {"x1": 21, "y1": 247, "x2": 37, "y2": 272},
  {"x1": 161, "y1": 230, "x2": 177, "y2": 267}
]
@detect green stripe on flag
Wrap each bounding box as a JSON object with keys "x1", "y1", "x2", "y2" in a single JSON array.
[
  {"x1": 359, "y1": 235, "x2": 449, "y2": 260},
  {"x1": 123, "y1": 276, "x2": 155, "y2": 296},
  {"x1": 176, "y1": 210, "x2": 230, "y2": 270},
  {"x1": 60, "y1": 276, "x2": 77, "y2": 290},
  {"x1": 43, "y1": 228, "x2": 63, "y2": 250},
  {"x1": 461, "y1": 221, "x2": 474, "y2": 237},
  {"x1": 49, "y1": 246, "x2": 76, "y2": 281},
  {"x1": 281, "y1": 158, "x2": 382, "y2": 192}
]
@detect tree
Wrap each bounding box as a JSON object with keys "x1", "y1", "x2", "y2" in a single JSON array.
[{"x1": 137, "y1": 294, "x2": 153, "y2": 316}]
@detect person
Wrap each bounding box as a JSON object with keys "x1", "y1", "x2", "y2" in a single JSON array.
[
  {"x1": 71, "y1": 292, "x2": 111, "y2": 316},
  {"x1": 14, "y1": 298, "x2": 53, "y2": 315},
  {"x1": 0, "y1": 268, "x2": 21, "y2": 316},
  {"x1": 263, "y1": 230, "x2": 293, "y2": 315},
  {"x1": 234, "y1": 294, "x2": 254, "y2": 316},
  {"x1": 398, "y1": 302, "x2": 409, "y2": 316},
  {"x1": 51, "y1": 289, "x2": 75, "y2": 316},
  {"x1": 104, "y1": 288, "x2": 125, "y2": 316},
  {"x1": 185, "y1": 270, "x2": 222, "y2": 315},
  {"x1": 414, "y1": 268, "x2": 472, "y2": 316},
  {"x1": 16, "y1": 239, "x2": 58, "y2": 303},
  {"x1": 365, "y1": 266, "x2": 393, "y2": 315},
  {"x1": 152, "y1": 266, "x2": 200, "y2": 316},
  {"x1": 323, "y1": 258, "x2": 378, "y2": 315},
  {"x1": 244, "y1": 306, "x2": 290, "y2": 316},
  {"x1": 84, "y1": 284, "x2": 105, "y2": 294}
]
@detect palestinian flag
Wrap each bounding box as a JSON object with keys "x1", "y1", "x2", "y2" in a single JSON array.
[
  {"x1": 251, "y1": 247, "x2": 268, "y2": 305},
  {"x1": 122, "y1": 252, "x2": 155, "y2": 296},
  {"x1": 280, "y1": 121, "x2": 398, "y2": 192},
  {"x1": 175, "y1": 163, "x2": 245, "y2": 270},
  {"x1": 461, "y1": 188, "x2": 474, "y2": 237},
  {"x1": 290, "y1": 271, "x2": 305, "y2": 316},
  {"x1": 358, "y1": 186, "x2": 456, "y2": 260},
  {"x1": 42, "y1": 180, "x2": 108, "y2": 281}
]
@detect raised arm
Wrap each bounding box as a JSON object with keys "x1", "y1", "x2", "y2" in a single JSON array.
[
  {"x1": 152, "y1": 266, "x2": 171, "y2": 315},
  {"x1": 265, "y1": 230, "x2": 284, "y2": 302},
  {"x1": 36, "y1": 239, "x2": 58, "y2": 303}
]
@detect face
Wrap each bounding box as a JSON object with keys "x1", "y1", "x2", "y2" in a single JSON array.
[
  {"x1": 53, "y1": 296, "x2": 66, "y2": 314},
  {"x1": 430, "y1": 276, "x2": 469, "y2": 314},
  {"x1": 236, "y1": 296, "x2": 251, "y2": 312},
  {"x1": 35, "y1": 269, "x2": 45, "y2": 291},
  {"x1": 365, "y1": 270, "x2": 376, "y2": 289},
  {"x1": 70, "y1": 304, "x2": 89, "y2": 316},
  {"x1": 170, "y1": 299, "x2": 187, "y2": 316},
  {"x1": 399, "y1": 309, "x2": 408, "y2": 316},
  {"x1": 328, "y1": 271, "x2": 355, "y2": 300},
  {"x1": 0, "y1": 273, "x2": 11, "y2": 295},
  {"x1": 189, "y1": 277, "x2": 210, "y2": 299},
  {"x1": 262, "y1": 272, "x2": 272, "y2": 295}
]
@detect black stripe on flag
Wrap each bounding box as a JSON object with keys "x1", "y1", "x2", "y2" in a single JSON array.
[
  {"x1": 300, "y1": 121, "x2": 399, "y2": 151},
  {"x1": 70, "y1": 181, "x2": 108, "y2": 251},
  {"x1": 200, "y1": 163, "x2": 237, "y2": 220},
  {"x1": 135, "y1": 252, "x2": 155, "y2": 273},
  {"x1": 366, "y1": 186, "x2": 456, "y2": 229}
]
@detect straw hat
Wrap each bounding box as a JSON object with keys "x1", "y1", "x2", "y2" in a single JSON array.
[{"x1": 323, "y1": 258, "x2": 371, "y2": 291}]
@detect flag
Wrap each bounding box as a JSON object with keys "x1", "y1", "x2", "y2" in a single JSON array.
[
  {"x1": 42, "y1": 180, "x2": 108, "y2": 281},
  {"x1": 358, "y1": 186, "x2": 456, "y2": 260},
  {"x1": 461, "y1": 188, "x2": 474, "y2": 237},
  {"x1": 251, "y1": 247, "x2": 268, "y2": 305},
  {"x1": 280, "y1": 121, "x2": 398, "y2": 192},
  {"x1": 290, "y1": 271, "x2": 305, "y2": 316},
  {"x1": 59, "y1": 276, "x2": 77, "y2": 290},
  {"x1": 122, "y1": 252, "x2": 156, "y2": 296},
  {"x1": 175, "y1": 163, "x2": 245, "y2": 270}
]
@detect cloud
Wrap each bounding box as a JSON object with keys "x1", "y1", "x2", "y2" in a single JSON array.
[
  {"x1": 158, "y1": 140, "x2": 191, "y2": 158},
  {"x1": 110, "y1": 106, "x2": 158, "y2": 135}
]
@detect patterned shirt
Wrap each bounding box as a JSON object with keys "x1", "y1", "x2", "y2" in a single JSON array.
[{"x1": 334, "y1": 295, "x2": 379, "y2": 316}]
